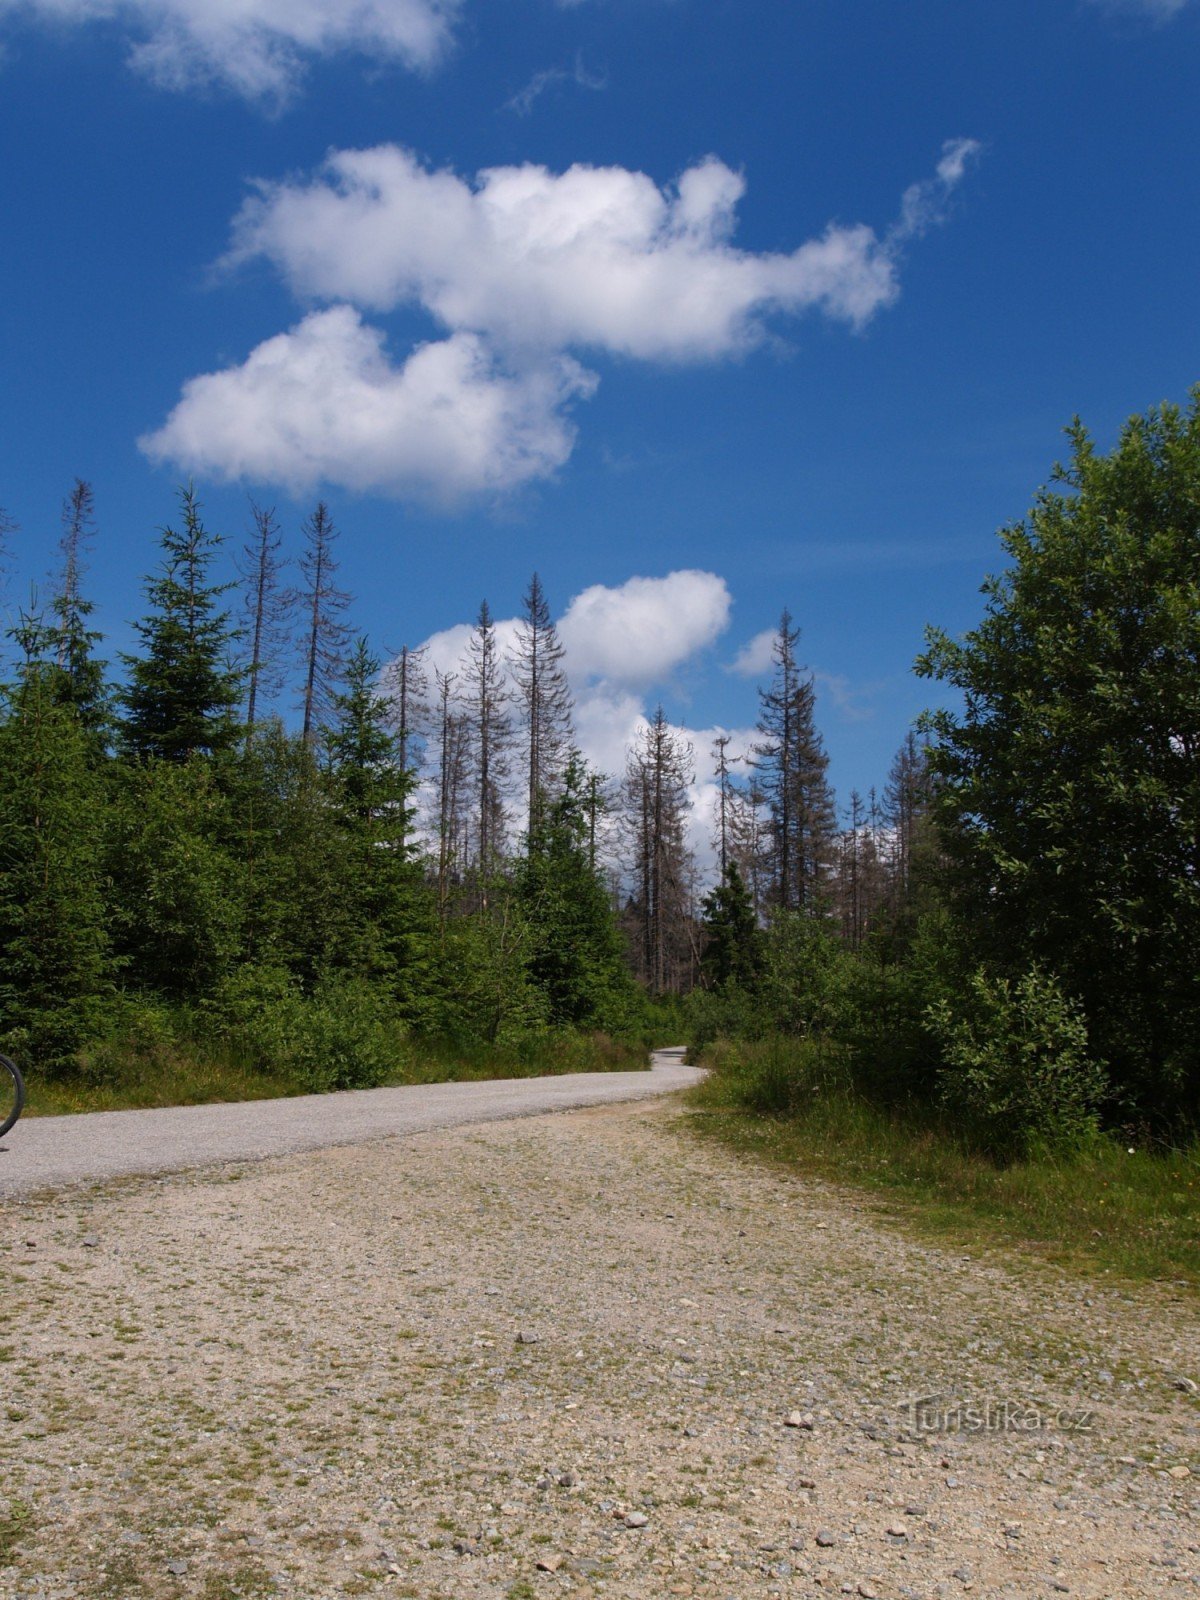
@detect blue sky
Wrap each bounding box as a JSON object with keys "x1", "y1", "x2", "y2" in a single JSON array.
[{"x1": 2, "y1": 0, "x2": 1198, "y2": 844}]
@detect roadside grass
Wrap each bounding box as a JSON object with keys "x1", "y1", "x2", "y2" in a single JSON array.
[
  {"x1": 21, "y1": 1030, "x2": 649, "y2": 1118},
  {"x1": 688, "y1": 1038, "x2": 1200, "y2": 1293}
]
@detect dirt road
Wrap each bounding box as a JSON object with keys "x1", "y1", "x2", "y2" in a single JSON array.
[
  {"x1": 0, "y1": 1049, "x2": 700, "y2": 1199},
  {"x1": 1, "y1": 1090, "x2": 1197, "y2": 1599}
]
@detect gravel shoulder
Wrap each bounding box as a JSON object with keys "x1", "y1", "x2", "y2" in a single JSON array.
[{"x1": 1, "y1": 1088, "x2": 1197, "y2": 1600}]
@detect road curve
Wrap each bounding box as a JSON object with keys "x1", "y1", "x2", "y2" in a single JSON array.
[{"x1": 0, "y1": 1048, "x2": 702, "y2": 1200}]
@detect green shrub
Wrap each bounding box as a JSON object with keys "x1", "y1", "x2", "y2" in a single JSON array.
[
  {"x1": 67, "y1": 994, "x2": 180, "y2": 1089},
  {"x1": 928, "y1": 966, "x2": 1106, "y2": 1158},
  {"x1": 704, "y1": 1034, "x2": 852, "y2": 1116},
  {"x1": 204, "y1": 965, "x2": 408, "y2": 1092}
]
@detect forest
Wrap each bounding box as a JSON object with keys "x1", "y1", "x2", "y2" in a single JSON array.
[{"x1": 1, "y1": 395, "x2": 1197, "y2": 1156}]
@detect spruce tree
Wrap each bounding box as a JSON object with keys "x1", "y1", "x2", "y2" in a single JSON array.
[
  {"x1": 383, "y1": 643, "x2": 429, "y2": 774},
  {"x1": 517, "y1": 755, "x2": 635, "y2": 1030},
  {"x1": 51, "y1": 479, "x2": 110, "y2": 750},
  {"x1": 464, "y1": 600, "x2": 512, "y2": 883},
  {"x1": 121, "y1": 487, "x2": 242, "y2": 762},
  {"x1": 622, "y1": 708, "x2": 697, "y2": 994},
  {"x1": 297, "y1": 501, "x2": 351, "y2": 743},
  {"x1": 326, "y1": 639, "x2": 425, "y2": 987},
  {"x1": 239, "y1": 500, "x2": 292, "y2": 737},
  {"x1": 700, "y1": 861, "x2": 762, "y2": 990},
  {"x1": 510, "y1": 573, "x2": 573, "y2": 828},
  {"x1": 0, "y1": 613, "x2": 112, "y2": 1067},
  {"x1": 754, "y1": 611, "x2": 835, "y2": 912}
]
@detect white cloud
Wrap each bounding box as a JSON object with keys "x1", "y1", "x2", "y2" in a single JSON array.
[
  {"x1": 0, "y1": 0, "x2": 457, "y2": 102},
  {"x1": 420, "y1": 615, "x2": 522, "y2": 684},
  {"x1": 403, "y1": 576, "x2": 761, "y2": 877},
  {"x1": 729, "y1": 627, "x2": 776, "y2": 679},
  {"x1": 152, "y1": 143, "x2": 978, "y2": 501},
  {"x1": 558, "y1": 570, "x2": 732, "y2": 687},
  {"x1": 140, "y1": 307, "x2": 595, "y2": 501},
  {"x1": 892, "y1": 137, "x2": 982, "y2": 245},
  {"x1": 223, "y1": 144, "x2": 970, "y2": 361},
  {"x1": 504, "y1": 52, "x2": 606, "y2": 117}
]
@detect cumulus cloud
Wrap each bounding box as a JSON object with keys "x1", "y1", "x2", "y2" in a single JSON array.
[
  {"x1": 221, "y1": 143, "x2": 978, "y2": 360},
  {"x1": 150, "y1": 143, "x2": 978, "y2": 500},
  {"x1": 404, "y1": 574, "x2": 752, "y2": 871},
  {"x1": 140, "y1": 307, "x2": 596, "y2": 501},
  {"x1": 558, "y1": 570, "x2": 732, "y2": 687},
  {"x1": 729, "y1": 627, "x2": 776, "y2": 679},
  {"x1": 0, "y1": 0, "x2": 457, "y2": 101}
]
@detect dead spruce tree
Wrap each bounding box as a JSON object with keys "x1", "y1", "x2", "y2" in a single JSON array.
[
  {"x1": 463, "y1": 601, "x2": 513, "y2": 893},
  {"x1": 509, "y1": 572, "x2": 574, "y2": 830},
  {"x1": 623, "y1": 708, "x2": 697, "y2": 994},
  {"x1": 383, "y1": 643, "x2": 430, "y2": 775},
  {"x1": 754, "y1": 610, "x2": 836, "y2": 912},
  {"x1": 238, "y1": 500, "x2": 292, "y2": 736},
  {"x1": 296, "y1": 501, "x2": 351, "y2": 744}
]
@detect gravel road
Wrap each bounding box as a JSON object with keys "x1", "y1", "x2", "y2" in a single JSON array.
[
  {"x1": 1, "y1": 1081, "x2": 1197, "y2": 1600},
  {"x1": 0, "y1": 1049, "x2": 700, "y2": 1199}
]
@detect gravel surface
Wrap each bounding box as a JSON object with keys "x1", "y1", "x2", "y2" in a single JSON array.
[
  {"x1": 0, "y1": 1050, "x2": 700, "y2": 1200},
  {"x1": 1, "y1": 1083, "x2": 1197, "y2": 1600}
]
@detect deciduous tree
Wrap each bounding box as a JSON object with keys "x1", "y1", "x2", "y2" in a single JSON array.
[{"x1": 918, "y1": 395, "x2": 1200, "y2": 1126}]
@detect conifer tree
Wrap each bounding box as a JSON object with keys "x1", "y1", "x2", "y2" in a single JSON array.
[
  {"x1": 464, "y1": 600, "x2": 512, "y2": 881},
  {"x1": 326, "y1": 638, "x2": 424, "y2": 985},
  {"x1": 700, "y1": 861, "x2": 762, "y2": 990},
  {"x1": 0, "y1": 611, "x2": 112, "y2": 1066},
  {"x1": 517, "y1": 755, "x2": 634, "y2": 1029},
  {"x1": 121, "y1": 486, "x2": 242, "y2": 762},
  {"x1": 623, "y1": 708, "x2": 697, "y2": 993},
  {"x1": 510, "y1": 573, "x2": 573, "y2": 828},
  {"x1": 383, "y1": 643, "x2": 429, "y2": 774},
  {"x1": 711, "y1": 733, "x2": 738, "y2": 876},
  {"x1": 51, "y1": 479, "x2": 110, "y2": 748},
  {"x1": 239, "y1": 501, "x2": 292, "y2": 737},
  {"x1": 754, "y1": 611, "x2": 836, "y2": 912},
  {"x1": 432, "y1": 668, "x2": 469, "y2": 919},
  {"x1": 297, "y1": 501, "x2": 351, "y2": 743},
  {"x1": 882, "y1": 730, "x2": 933, "y2": 896}
]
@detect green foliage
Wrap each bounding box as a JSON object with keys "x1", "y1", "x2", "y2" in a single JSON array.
[
  {"x1": 928, "y1": 966, "x2": 1105, "y2": 1159},
  {"x1": 699, "y1": 1033, "x2": 847, "y2": 1117},
  {"x1": 427, "y1": 899, "x2": 551, "y2": 1047},
  {"x1": 918, "y1": 394, "x2": 1200, "y2": 1129},
  {"x1": 700, "y1": 861, "x2": 763, "y2": 991},
  {"x1": 516, "y1": 760, "x2": 639, "y2": 1033},
  {"x1": 206, "y1": 964, "x2": 406, "y2": 1092},
  {"x1": 121, "y1": 486, "x2": 242, "y2": 762},
  {"x1": 690, "y1": 1047, "x2": 1200, "y2": 1290},
  {"x1": 0, "y1": 655, "x2": 113, "y2": 1070},
  {"x1": 324, "y1": 639, "x2": 427, "y2": 990},
  {"x1": 106, "y1": 757, "x2": 242, "y2": 999}
]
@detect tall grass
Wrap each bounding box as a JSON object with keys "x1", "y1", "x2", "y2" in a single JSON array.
[{"x1": 691, "y1": 1037, "x2": 1200, "y2": 1290}]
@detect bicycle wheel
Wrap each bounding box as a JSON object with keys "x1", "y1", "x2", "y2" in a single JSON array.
[{"x1": 0, "y1": 1054, "x2": 25, "y2": 1139}]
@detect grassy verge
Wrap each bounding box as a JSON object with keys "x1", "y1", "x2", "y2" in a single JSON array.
[
  {"x1": 21, "y1": 1030, "x2": 649, "y2": 1118},
  {"x1": 688, "y1": 1037, "x2": 1200, "y2": 1292}
]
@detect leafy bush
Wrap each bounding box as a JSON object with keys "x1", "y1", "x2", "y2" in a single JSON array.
[
  {"x1": 928, "y1": 966, "x2": 1107, "y2": 1158},
  {"x1": 206, "y1": 964, "x2": 408, "y2": 1092}
]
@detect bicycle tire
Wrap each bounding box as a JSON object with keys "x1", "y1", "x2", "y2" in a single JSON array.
[{"x1": 0, "y1": 1053, "x2": 25, "y2": 1139}]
